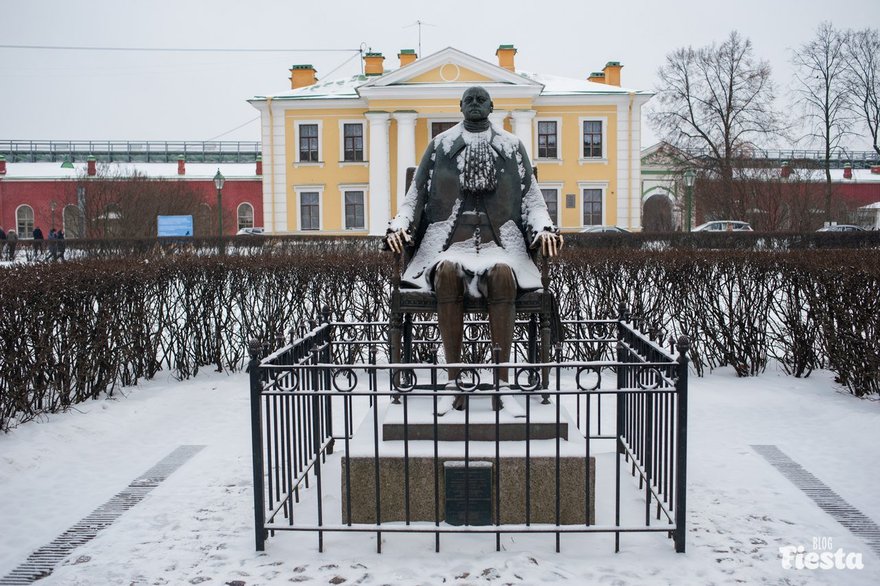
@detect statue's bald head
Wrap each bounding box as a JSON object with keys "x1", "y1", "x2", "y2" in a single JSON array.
[{"x1": 460, "y1": 86, "x2": 493, "y2": 123}]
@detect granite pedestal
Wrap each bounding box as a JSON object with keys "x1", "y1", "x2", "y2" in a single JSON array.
[{"x1": 341, "y1": 395, "x2": 595, "y2": 525}]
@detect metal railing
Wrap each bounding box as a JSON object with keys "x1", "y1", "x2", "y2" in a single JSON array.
[
  {"x1": 248, "y1": 310, "x2": 689, "y2": 554},
  {"x1": 0, "y1": 140, "x2": 261, "y2": 163},
  {"x1": 681, "y1": 147, "x2": 879, "y2": 169}
]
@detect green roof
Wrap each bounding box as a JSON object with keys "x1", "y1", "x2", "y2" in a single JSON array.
[
  {"x1": 399, "y1": 49, "x2": 416, "y2": 55},
  {"x1": 290, "y1": 64, "x2": 315, "y2": 70}
]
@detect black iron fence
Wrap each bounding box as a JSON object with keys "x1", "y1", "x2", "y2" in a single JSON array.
[{"x1": 248, "y1": 309, "x2": 689, "y2": 554}]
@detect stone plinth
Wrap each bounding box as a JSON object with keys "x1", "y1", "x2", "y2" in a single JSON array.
[{"x1": 341, "y1": 397, "x2": 595, "y2": 525}]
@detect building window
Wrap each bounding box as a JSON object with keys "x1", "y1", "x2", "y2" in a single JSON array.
[
  {"x1": 537, "y1": 121, "x2": 558, "y2": 159},
  {"x1": 431, "y1": 121, "x2": 457, "y2": 138},
  {"x1": 63, "y1": 205, "x2": 84, "y2": 238},
  {"x1": 582, "y1": 120, "x2": 603, "y2": 158},
  {"x1": 299, "y1": 123, "x2": 320, "y2": 162},
  {"x1": 583, "y1": 188, "x2": 603, "y2": 226},
  {"x1": 237, "y1": 203, "x2": 254, "y2": 231},
  {"x1": 344, "y1": 190, "x2": 365, "y2": 230},
  {"x1": 540, "y1": 188, "x2": 558, "y2": 224},
  {"x1": 343, "y1": 123, "x2": 364, "y2": 162},
  {"x1": 16, "y1": 205, "x2": 34, "y2": 238},
  {"x1": 300, "y1": 192, "x2": 320, "y2": 230}
]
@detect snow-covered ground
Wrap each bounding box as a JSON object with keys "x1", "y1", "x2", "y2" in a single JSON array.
[{"x1": 1, "y1": 366, "x2": 878, "y2": 585}]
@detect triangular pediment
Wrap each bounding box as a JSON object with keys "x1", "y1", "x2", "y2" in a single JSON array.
[
  {"x1": 357, "y1": 47, "x2": 543, "y2": 99},
  {"x1": 405, "y1": 65, "x2": 495, "y2": 84}
]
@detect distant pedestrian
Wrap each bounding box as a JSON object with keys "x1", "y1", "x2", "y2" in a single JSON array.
[
  {"x1": 57, "y1": 230, "x2": 66, "y2": 260},
  {"x1": 6, "y1": 229, "x2": 18, "y2": 261},
  {"x1": 48, "y1": 228, "x2": 58, "y2": 260},
  {"x1": 33, "y1": 226, "x2": 45, "y2": 256},
  {"x1": 0, "y1": 226, "x2": 6, "y2": 259}
]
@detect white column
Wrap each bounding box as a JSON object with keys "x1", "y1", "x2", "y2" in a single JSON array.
[
  {"x1": 365, "y1": 111, "x2": 391, "y2": 236},
  {"x1": 392, "y1": 111, "x2": 418, "y2": 208},
  {"x1": 489, "y1": 109, "x2": 508, "y2": 132},
  {"x1": 511, "y1": 110, "x2": 536, "y2": 159}
]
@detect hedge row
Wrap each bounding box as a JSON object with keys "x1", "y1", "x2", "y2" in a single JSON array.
[
  {"x1": 1, "y1": 246, "x2": 877, "y2": 431},
  {"x1": 10, "y1": 230, "x2": 880, "y2": 263}
]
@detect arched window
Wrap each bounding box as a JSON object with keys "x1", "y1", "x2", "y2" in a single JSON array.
[
  {"x1": 63, "y1": 205, "x2": 85, "y2": 238},
  {"x1": 16, "y1": 205, "x2": 34, "y2": 238},
  {"x1": 237, "y1": 202, "x2": 254, "y2": 231}
]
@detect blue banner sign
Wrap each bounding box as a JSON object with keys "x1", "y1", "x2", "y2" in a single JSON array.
[{"x1": 157, "y1": 215, "x2": 194, "y2": 237}]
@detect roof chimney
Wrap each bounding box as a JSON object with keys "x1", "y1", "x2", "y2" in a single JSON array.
[
  {"x1": 843, "y1": 162, "x2": 853, "y2": 179},
  {"x1": 178, "y1": 155, "x2": 186, "y2": 176},
  {"x1": 872, "y1": 165, "x2": 880, "y2": 174},
  {"x1": 87, "y1": 155, "x2": 97, "y2": 176},
  {"x1": 364, "y1": 52, "x2": 385, "y2": 76},
  {"x1": 289, "y1": 64, "x2": 318, "y2": 89},
  {"x1": 588, "y1": 71, "x2": 606, "y2": 84},
  {"x1": 496, "y1": 44, "x2": 517, "y2": 72},
  {"x1": 781, "y1": 161, "x2": 791, "y2": 179},
  {"x1": 398, "y1": 49, "x2": 417, "y2": 67},
  {"x1": 602, "y1": 61, "x2": 622, "y2": 86},
  {"x1": 256, "y1": 155, "x2": 263, "y2": 177},
  {"x1": 0, "y1": 155, "x2": 6, "y2": 175}
]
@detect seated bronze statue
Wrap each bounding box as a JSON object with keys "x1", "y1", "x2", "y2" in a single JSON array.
[{"x1": 386, "y1": 86, "x2": 563, "y2": 411}]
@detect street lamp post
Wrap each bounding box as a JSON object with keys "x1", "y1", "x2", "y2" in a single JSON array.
[
  {"x1": 214, "y1": 169, "x2": 225, "y2": 255},
  {"x1": 683, "y1": 169, "x2": 696, "y2": 232}
]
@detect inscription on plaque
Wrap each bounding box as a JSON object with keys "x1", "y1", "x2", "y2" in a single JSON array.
[{"x1": 444, "y1": 461, "x2": 492, "y2": 526}]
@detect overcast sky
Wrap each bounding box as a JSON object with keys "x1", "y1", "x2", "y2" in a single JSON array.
[{"x1": 2, "y1": 0, "x2": 877, "y2": 150}]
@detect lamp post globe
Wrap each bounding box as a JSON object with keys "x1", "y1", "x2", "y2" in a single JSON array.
[
  {"x1": 214, "y1": 169, "x2": 225, "y2": 254},
  {"x1": 683, "y1": 170, "x2": 696, "y2": 232}
]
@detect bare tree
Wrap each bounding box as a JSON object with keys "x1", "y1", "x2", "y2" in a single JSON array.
[
  {"x1": 71, "y1": 166, "x2": 209, "y2": 238},
  {"x1": 844, "y1": 27, "x2": 880, "y2": 156},
  {"x1": 650, "y1": 31, "x2": 783, "y2": 218},
  {"x1": 792, "y1": 22, "x2": 853, "y2": 220}
]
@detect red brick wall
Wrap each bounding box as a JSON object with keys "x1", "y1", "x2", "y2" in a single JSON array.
[{"x1": 0, "y1": 178, "x2": 262, "y2": 237}]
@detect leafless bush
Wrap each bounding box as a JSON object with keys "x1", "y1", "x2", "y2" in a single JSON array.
[{"x1": 2, "y1": 245, "x2": 878, "y2": 431}]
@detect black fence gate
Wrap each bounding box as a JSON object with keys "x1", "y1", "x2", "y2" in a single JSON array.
[{"x1": 248, "y1": 309, "x2": 689, "y2": 554}]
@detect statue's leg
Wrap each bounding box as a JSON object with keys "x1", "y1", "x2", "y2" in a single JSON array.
[
  {"x1": 485, "y1": 264, "x2": 516, "y2": 384},
  {"x1": 434, "y1": 261, "x2": 464, "y2": 383}
]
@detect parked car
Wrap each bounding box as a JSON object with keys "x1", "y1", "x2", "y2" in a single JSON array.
[
  {"x1": 816, "y1": 224, "x2": 865, "y2": 232},
  {"x1": 579, "y1": 225, "x2": 630, "y2": 234},
  {"x1": 692, "y1": 220, "x2": 753, "y2": 232},
  {"x1": 236, "y1": 227, "x2": 266, "y2": 236}
]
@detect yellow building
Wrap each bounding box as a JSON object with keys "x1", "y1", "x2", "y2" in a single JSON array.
[{"x1": 249, "y1": 45, "x2": 652, "y2": 235}]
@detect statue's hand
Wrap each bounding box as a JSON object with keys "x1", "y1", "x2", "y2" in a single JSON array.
[
  {"x1": 386, "y1": 229, "x2": 412, "y2": 254},
  {"x1": 532, "y1": 231, "x2": 564, "y2": 257}
]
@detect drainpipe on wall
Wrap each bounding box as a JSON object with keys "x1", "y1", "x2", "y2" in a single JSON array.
[
  {"x1": 628, "y1": 92, "x2": 635, "y2": 229},
  {"x1": 267, "y1": 97, "x2": 276, "y2": 233}
]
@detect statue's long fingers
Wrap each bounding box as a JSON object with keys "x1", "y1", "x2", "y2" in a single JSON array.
[
  {"x1": 389, "y1": 234, "x2": 399, "y2": 253},
  {"x1": 550, "y1": 236, "x2": 557, "y2": 257},
  {"x1": 558, "y1": 234, "x2": 565, "y2": 251},
  {"x1": 541, "y1": 235, "x2": 547, "y2": 256}
]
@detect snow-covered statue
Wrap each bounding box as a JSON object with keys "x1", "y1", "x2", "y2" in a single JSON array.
[{"x1": 385, "y1": 86, "x2": 563, "y2": 407}]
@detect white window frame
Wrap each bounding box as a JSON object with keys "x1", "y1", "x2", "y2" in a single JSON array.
[
  {"x1": 578, "y1": 116, "x2": 608, "y2": 164},
  {"x1": 16, "y1": 204, "x2": 34, "y2": 238},
  {"x1": 294, "y1": 185, "x2": 324, "y2": 232},
  {"x1": 578, "y1": 181, "x2": 609, "y2": 227},
  {"x1": 338, "y1": 119, "x2": 368, "y2": 165},
  {"x1": 533, "y1": 117, "x2": 563, "y2": 163},
  {"x1": 340, "y1": 184, "x2": 369, "y2": 231},
  {"x1": 539, "y1": 182, "x2": 563, "y2": 227},
  {"x1": 294, "y1": 120, "x2": 323, "y2": 166},
  {"x1": 236, "y1": 202, "x2": 255, "y2": 231}
]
